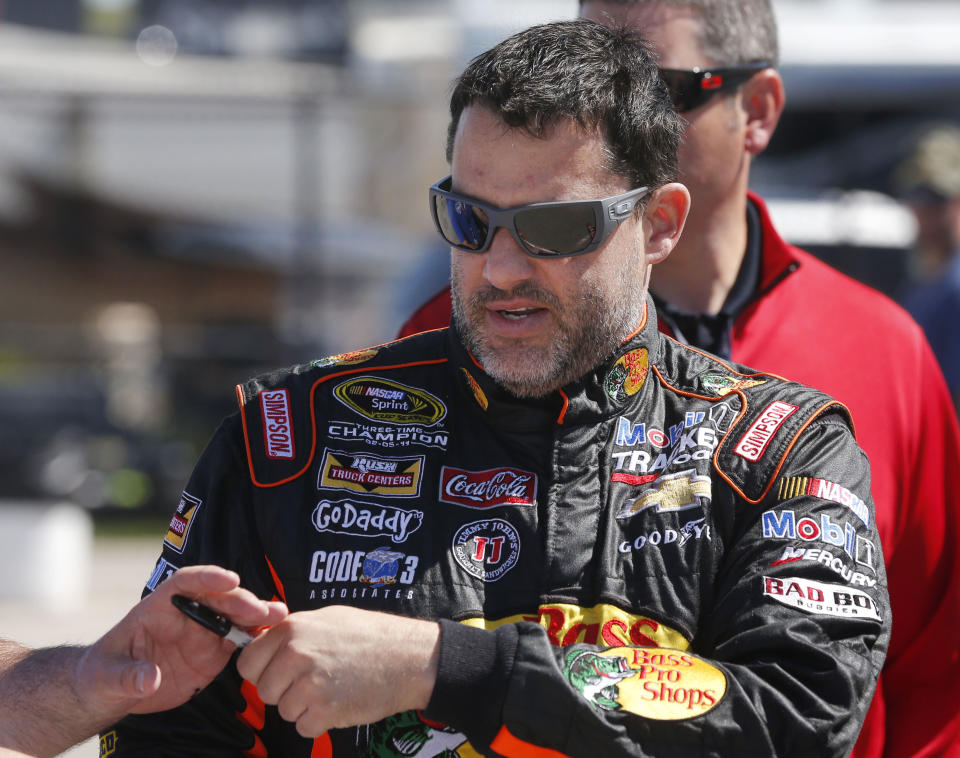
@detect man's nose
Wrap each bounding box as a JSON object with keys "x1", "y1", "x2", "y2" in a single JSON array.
[{"x1": 482, "y1": 228, "x2": 537, "y2": 291}]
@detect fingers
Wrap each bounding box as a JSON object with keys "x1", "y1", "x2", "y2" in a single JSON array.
[
  {"x1": 235, "y1": 620, "x2": 290, "y2": 687},
  {"x1": 164, "y1": 565, "x2": 241, "y2": 596},
  {"x1": 118, "y1": 661, "x2": 162, "y2": 698}
]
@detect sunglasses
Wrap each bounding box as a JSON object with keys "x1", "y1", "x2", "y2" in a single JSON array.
[
  {"x1": 429, "y1": 176, "x2": 650, "y2": 258},
  {"x1": 659, "y1": 61, "x2": 771, "y2": 112}
]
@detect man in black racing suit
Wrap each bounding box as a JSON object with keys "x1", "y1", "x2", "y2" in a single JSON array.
[{"x1": 103, "y1": 20, "x2": 888, "y2": 758}]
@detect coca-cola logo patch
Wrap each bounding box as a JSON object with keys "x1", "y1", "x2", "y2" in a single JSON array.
[{"x1": 438, "y1": 466, "x2": 538, "y2": 509}]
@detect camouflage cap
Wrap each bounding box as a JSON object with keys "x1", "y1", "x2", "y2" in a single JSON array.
[{"x1": 894, "y1": 125, "x2": 960, "y2": 202}]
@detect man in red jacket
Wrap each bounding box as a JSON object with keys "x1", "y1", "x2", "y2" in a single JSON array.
[{"x1": 398, "y1": 2, "x2": 960, "y2": 756}]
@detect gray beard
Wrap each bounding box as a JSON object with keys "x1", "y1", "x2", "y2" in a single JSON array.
[{"x1": 451, "y1": 277, "x2": 643, "y2": 398}]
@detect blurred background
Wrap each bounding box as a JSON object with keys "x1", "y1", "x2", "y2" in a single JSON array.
[{"x1": 0, "y1": 1, "x2": 958, "y2": 754}]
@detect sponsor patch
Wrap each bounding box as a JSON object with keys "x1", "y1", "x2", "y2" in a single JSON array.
[
  {"x1": 99, "y1": 731, "x2": 118, "y2": 757},
  {"x1": 359, "y1": 712, "x2": 465, "y2": 758},
  {"x1": 563, "y1": 647, "x2": 726, "y2": 719},
  {"x1": 318, "y1": 449, "x2": 424, "y2": 497},
  {"x1": 327, "y1": 421, "x2": 448, "y2": 449},
  {"x1": 452, "y1": 518, "x2": 520, "y2": 582},
  {"x1": 164, "y1": 491, "x2": 202, "y2": 553},
  {"x1": 611, "y1": 423, "x2": 718, "y2": 480},
  {"x1": 311, "y1": 499, "x2": 423, "y2": 543},
  {"x1": 761, "y1": 509, "x2": 877, "y2": 572},
  {"x1": 616, "y1": 469, "x2": 711, "y2": 520},
  {"x1": 311, "y1": 348, "x2": 379, "y2": 369},
  {"x1": 333, "y1": 377, "x2": 446, "y2": 425},
  {"x1": 778, "y1": 476, "x2": 870, "y2": 527},
  {"x1": 605, "y1": 348, "x2": 649, "y2": 402},
  {"x1": 309, "y1": 546, "x2": 419, "y2": 587},
  {"x1": 699, "y1": 371, "x2": 765, "y2": 397},
  {"x1": 145, "y1": 557, "x2": 179, "y2": 592},
  {"x1": 734, "y1": 401, "x2": 798, "y2": 461},
  {"x1": 438, "y1": 466, "x2": 537, "y2": 509},
  {"x1": 461, "y1": 368, "x2": 488, "y2": 411},
  {"x1": 763, "y1": 576, "x2": 882, "y2": 621},
  {"x1": 618, "y1": 517, "x2": 711, "y2": 553},
  {"x1": 468, "y1": 603, "x2": 690, "y2": 649},
  {"x1": 770, "y1": 546, "x2": 876, "y2": 588},
  {"x1": 259, "y1": 389, "x2": 295, "y2": 460}
]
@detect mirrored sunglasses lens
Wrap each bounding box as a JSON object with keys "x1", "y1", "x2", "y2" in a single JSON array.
[
  {"x1": 515, "y1": 204, "x2": 597, "y2": 256},
  {"x1": 434, "y1": 193, "x2": 488, "y2": 250}
]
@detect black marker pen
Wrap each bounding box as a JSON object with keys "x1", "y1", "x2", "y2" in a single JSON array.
[{"x1": 171, "y1": 594, "x2": 256, "y2": 648}]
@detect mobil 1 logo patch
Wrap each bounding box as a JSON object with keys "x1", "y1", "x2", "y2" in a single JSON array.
[{"x1": 452, "y1": 519, "x2": 520, "y2": 582}]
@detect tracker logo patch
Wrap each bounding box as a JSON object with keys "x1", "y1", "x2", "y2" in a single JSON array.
[
  {"x1": 616, "y1": 469, "x2": 711, "y2": 520},
  {"x1": 763, "y1": 576, "x2": 882, "y2": 621},
  {"x1": 438, "y1": 466, "x2": 537, "y2": 509},
  {"x1": 452, "y1": 519, "x2": 520, "y2": 582},
  {"x1": 333, "y1": 377, "x2": 446, "y2": 425},
  {"x1": 312, "y1": 499, "x2": 423, "y2": 543},
  {"x1": 734, "y1": 401, "x2": 798, "y2": 461},
  {"x1": 164, "y1": 491, "x2": 202, "y2": 553},
  {"x1": 259, "y1": 389, "x2": 295, "y2": 459},
  {"x1": 318, "y1": 449, "x2": 424, "y2": 497}
]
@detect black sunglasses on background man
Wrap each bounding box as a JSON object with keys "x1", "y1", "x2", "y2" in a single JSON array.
[{"x1": 660, "y1": 60, "x2": 771, "y2": 112}]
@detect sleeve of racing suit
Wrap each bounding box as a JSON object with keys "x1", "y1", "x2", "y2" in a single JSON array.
[
  {"x1": 102, "y1": 414, "x2": 279, "y2": 757},
  {"x1": 879, "y1": 337, "x2": 960, "y2": 757},
  {"x1": 423, "y1": 413, "x2": 890, "y2": 758}
]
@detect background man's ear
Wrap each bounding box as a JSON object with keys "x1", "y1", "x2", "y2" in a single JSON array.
[
  {"x1": 742, "y1": 69, "x2": 785, "y2": 155},
  {"x1": 644, "y1": 182, "x2": 691, "y2": 263}
]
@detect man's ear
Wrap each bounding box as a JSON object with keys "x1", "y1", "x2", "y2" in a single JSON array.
[
  {"x1": 742, "y1": 69, "x2": 785, "y2": 155},
  {"x1": 643, "y1": 182, "x2": 690, "y2": 264}
]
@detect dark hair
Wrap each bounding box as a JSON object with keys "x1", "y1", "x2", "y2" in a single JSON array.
[
  {"x1": 446, "y1": 19, "x2": 682, "y2": 191},
  {"x1": 578, "y1": 0, "x2": 779, "y2": 66}
]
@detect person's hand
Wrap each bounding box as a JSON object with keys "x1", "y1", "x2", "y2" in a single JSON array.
[
  {"x1": 76, "y1": 565, "x2": 288, "y2": 716},
  {"x1": 236, "y1": 606, "x2": 440, "y2": 737}
]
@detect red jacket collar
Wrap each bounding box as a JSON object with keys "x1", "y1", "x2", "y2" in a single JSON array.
[{"x1": 748, "y1": 190, "x2": 804, "y2": 291}]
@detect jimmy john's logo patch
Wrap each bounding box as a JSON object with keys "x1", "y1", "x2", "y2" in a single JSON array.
[
  {"x1": 164, "y1": 491, "x2": 202, "y2": 553},
  {"x1": 734, "y1": 401, "x2": 798, "y2": 462},
  {"x1": 563, "y1": 647, "x2": 726, "y2": 719},
  {"x1": 318, "y1": 449, "x2": 424, "y2": 497},
  {"x1": 312, "y1": 500, "x2": 423, "y2": 543},
  {"x1": 259, "y1": 389, "x2": 294, "y2": 459},
  {"x1": 333, "y1": 377, "x2": 446, "y2": 426},
  {"x1": 698, "y1": 371, "x2": 765, "y2": 397},
  {"x1": 452, "y1": 519, "x2": 520, "y2": 582},
  {"x1": 311, "y1": 348, "x2": 379, "y2": 369},
  {"x1": 605, "y1": 348, "x2": 649, "y2": 403}
]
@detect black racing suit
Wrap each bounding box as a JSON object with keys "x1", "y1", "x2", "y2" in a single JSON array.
[{"x1": 103, "y1": 301, "x2": 888, "y2": 757}]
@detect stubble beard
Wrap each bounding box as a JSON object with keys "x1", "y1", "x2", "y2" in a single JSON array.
[{"x1": 451, "y1": 267, "x2": 644, "y2": 399}]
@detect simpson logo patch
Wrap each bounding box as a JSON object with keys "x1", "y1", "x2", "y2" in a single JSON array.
[
  {"x1": 616, "y1": 469, "x2": 711, "y2": 520},
  {"x1": 164, "y1": 491, "x2": 202, "y2": 553},
  {"x1": 563, "y1": 647, "x2": 726, "y2": 719},
  {"x1": 734, "y1": 401, "x2": 798, "y2": 461},
  {"x1": 605, "y1": 348, "x2": 649, "y2": 402},
  {"x1": 259, "y1": 389, "x2": 295, "y2": 460},
  {"x1": 778, "y1": 476, "x2": 870, "y2": 527},
  {"x1": 439, "y1": 466, "x2": 537, "y2": 509},
  {"x1": 318, "y1": 449, "x2": 424, "y2": 497},
  {"x1": 452, "y1": 519, "x2": 520, "y2": 582},
  {"x1": 333, "y1": 377, "x2": 446, "y2": 425},
  {"x1": 763, "y1": 576, "x2": 882, "y2": 621}
]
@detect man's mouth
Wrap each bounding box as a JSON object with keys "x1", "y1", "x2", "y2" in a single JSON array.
[{"x1": 498, "y1": 307, "x2": 541, "y2": 320}]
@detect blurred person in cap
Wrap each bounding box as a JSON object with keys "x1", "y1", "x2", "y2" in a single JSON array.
[
  {"x1": 103, "y1": 18, "x2": 887, "y2": 758},
  {"x1": 0, "y1": 566, "x2": 286, "y2": 758},
  {"x1": 398, "y1": 2, "x2": 960, "y2": 756},
  {"x1": 896, "y1": 124, "x2": 960, "y2": 409}
]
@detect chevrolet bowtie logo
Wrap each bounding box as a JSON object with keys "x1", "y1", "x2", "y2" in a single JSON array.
[{"x1": 616, "y1": 469, "x2": 712, "y2": 519}]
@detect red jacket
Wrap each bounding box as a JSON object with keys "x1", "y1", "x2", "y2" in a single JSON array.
[{"x1": 398, "y1": 192, "x2": 960, "y2": 758}]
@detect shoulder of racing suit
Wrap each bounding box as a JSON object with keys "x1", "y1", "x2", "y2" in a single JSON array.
[
  {"x1": 234, "y1": 329, "x2": 450, "y2": 488},
  {"x1": 652, "y1": 335, "x2": 856, "y2": 505}
]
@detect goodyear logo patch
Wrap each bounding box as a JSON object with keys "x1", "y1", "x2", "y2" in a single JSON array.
[
  {"x1": 563, "y1": 647, "x2": 726, "y2": 719},
  {"x1": 605, "y1": 348, "x2": 649, "y2": 403},
  {"x1": 318, "y1": 449, "x2": 424, "y2": 497},
  {"x1": 333, "y1": 377, "x2": 446, "y2": 425},
  {"x1": 164, "y1": 491, "x2": 202, "y2": 553}
]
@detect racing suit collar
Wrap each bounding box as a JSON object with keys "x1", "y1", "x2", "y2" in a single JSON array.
[{"x1": 447, "y1": 296, "x2": 662, "y2": 427}]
